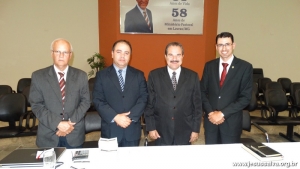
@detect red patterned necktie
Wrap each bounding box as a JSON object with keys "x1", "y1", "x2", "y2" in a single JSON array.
[
  {"x1": 58, "y1": 72, "x2": 65, "y2": 119},
  {"x1": 220, "y1": 63, "x2": 228, "y2": 87}
]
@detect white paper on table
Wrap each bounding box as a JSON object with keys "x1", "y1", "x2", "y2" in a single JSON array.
[
  {"x1": 36, "y1": 148, "x2": 54, "y2": 159},
  {"x1": 98, "y1": 137, "x2": 118, "y2": 151}
]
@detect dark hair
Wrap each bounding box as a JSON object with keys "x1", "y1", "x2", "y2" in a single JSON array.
[
  {"x1": 215, "y1": 32, "x2": 234, "y2": 44},
  {"x1": 165, "y1": 42, "x2": 184, "y2": 55},
  {"x1": 112, "y1": 39, "x2": 132, "y2": 52}
]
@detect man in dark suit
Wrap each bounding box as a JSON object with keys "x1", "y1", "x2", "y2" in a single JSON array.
[
  {"x1": 144, "y1": 42, "x2": 202, "y2": 145},
  {"x1": 29, "y1": 38, "x2": 90, "y2": 148},
  {"x1": 201, "y1": 32, "x2": 253, "y2": 144},
  {"x1": 124, "y1": 0, "x2": 153, "y2": 33},
  {"x1": 93, "y1": 40, "x2": 148, "y2": 147}
]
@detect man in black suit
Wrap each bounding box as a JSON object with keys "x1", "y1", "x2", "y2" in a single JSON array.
[
  {"x1": 201, "y1": 32, "x2": 253, "y2": 144},
  {"x1": 124, "y1": 0, "x2": 153, "y2": 33},
  {"x1": 93, "y1": 40, "x2": 148, "y2": 147},
  {"x1": 144, "y1": 42, "x2": 202, "y2": 145}
]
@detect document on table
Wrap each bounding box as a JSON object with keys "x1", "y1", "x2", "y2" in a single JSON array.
[{"x1": 98, "y1": 137, "x2": 118, "y2": 151}]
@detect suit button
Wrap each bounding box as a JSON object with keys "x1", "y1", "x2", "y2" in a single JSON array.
[
  {"x1": 174, "y1": 96, "x2": 176, "y2": 98},
  {"x1": 171, "y1": 117, "x2": 174, "y2": 120},
  {"x1": 173, "y1": 107, "x2": 176, "y2": 109},
  {"x1": 122, "y1": 96, "x2": 125, "y2": 98}
]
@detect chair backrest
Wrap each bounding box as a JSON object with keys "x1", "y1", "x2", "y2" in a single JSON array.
[
  {"x1": 245, "y1": 82, "x2": 258, "y2": 112},
  {"x1": 253, "y1": 68, "x2": 264, "y2": 83},
  {"x1": 294, "y1": 89, "x2": 300, "y2": 107},
  {"x1": 0, "y1": 93, "x2": 26, "y2": 122},
  {"x1": 0, "y1": 85, "x2": 12, "y2": 95},
  {"x1": 277, "y1": 78, "x2": 292, "y2": 94},
  {"x1": 242, "y1": 110, "x2": 251, "y2": 132},
  {"x1": 22, "y1": 86, "x2": 31, "y2": 107},
  {"x1": 264, "y1": 89, "x2": 288, "y2": 114},
  {"x1": 290, "y1": 82, "x2": 300, "y2": 104},
  {"x1": 257, "y1": 77, "x2": 272, "y2": 93},
  {"x1": 84, "y1": 111, "x2": 101, "y2": 134},
  {"x1": 17, "y1": 78, "x2": 31, "y2": 93},
  {"x1": 265, "y1": 82, "x2": 283, "y2": 91}
]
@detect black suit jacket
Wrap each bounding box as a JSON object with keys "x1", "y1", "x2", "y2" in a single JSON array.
[
  {"x1": 144, "y1": 67, "x2": 202, "y2": 145},
  {"x1": 124, "y1": 5, "x2": 153, "y2": 33},
  {"x1": 201, "y1": 56, "x2": 253, "y2": 136},
  {"x1": 92, "y1": 65, "x2": 148, "y2": 142}
]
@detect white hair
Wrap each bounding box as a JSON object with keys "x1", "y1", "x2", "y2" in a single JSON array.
[{"x1": 50, "y1": 38, "x2": 73, "y2": 52}]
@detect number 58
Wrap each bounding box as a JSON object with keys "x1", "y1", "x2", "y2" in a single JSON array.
[{"x1": 172, "y1": 8, "x2": 187, "y2": 17}]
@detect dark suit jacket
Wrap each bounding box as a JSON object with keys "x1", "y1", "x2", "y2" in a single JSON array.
[
  {"x1": 29, "y1": 66, "x2": 91, "y2": 147},
  {"x1": 124, "y1": 5, "x2": 153, "y2": 33},
  {"x1": 92, "y1": 65, "x2": 148, "y2": 142},
  {"x1": 144, "y1": 67, "x2": 202, "y2": 145},
  {"x1": 201, "y1": 56, "x2": 253, "y2": 136}
]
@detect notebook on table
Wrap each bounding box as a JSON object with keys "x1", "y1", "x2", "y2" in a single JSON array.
[
  {"x1": 242, "y1": 143, "x2": 283, "y2": 161},
  {"x1": 0, "y1": 147, "x2": 66, "y2": 168}
]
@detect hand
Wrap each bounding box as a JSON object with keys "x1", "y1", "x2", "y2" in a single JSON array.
[
  {"x1": 56, "y1": 130, "x2": 67, "y2": 137},
  {"x1": 149, "y1": 130, "x2": 160, "y2": 140},
  {"x1": 208, "y1": 111, "x2": 225, "y2": 125},
  {"x1": 114, "y1": 112, "x2": 131, "y2": 128},
  {"x1": 189, "y1": 132, "x2": 199, "y2": 143},
  {"x1": 57, "y1": 120, "x2": 75, "y2": 133}
]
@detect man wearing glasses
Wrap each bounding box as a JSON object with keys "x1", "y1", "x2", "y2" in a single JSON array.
[
  {"x1": 201, "y1": 32, "x2": 253, "y2": 144},
  {"x1": 29, "y1": 38, "x2": 90, "y2": 148}
]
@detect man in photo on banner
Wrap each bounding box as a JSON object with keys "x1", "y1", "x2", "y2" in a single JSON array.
[{"x1": 124, "y1": 0, "x2": 153, "y2": 33}]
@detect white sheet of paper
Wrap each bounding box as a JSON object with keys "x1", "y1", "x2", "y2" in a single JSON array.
[
  {"x1": 98, "y1": 137, "x2": 118, "y2": 151},
  {"x1": 36, "y1": 148, "x2": 54, "y2": 159}
]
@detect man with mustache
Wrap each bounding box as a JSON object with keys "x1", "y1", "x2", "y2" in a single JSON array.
[
  {"x1": 124, "y1": 0, "x2": 153, "y2": 33},
  {"x1": 144, "y1": 42, "x2": 202, "y2": 145}
]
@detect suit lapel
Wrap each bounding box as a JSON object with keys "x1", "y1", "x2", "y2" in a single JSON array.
[
  {"x1": 65, "y1": 67, "x2": 76, "y2": 104},
  {"x1": 214, "y1": 59, "x2": 220, "y2": 88},
  {"x1": 108, "y1": 65, "x2": 123, "y2": 93},
  {"x1": 176, "y1": 68, "x2": 186, "y2": 93},
  {"x1": 124, "y1": 66, "x2": 134, "y2": 92},
  {"x1": 161, "y1": 67, "x2": 175, "y2": 94},
  {"x1": 47, "y1": 66, "x2": 62, "y2": 101}
]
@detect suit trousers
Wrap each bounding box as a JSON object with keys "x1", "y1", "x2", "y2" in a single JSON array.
[
  {"x1": 204, "y1": 117, "x2": 241, "y2": 144},
  {"x1": 58, "y1": 136, "x2": 83, "y2": 149}
]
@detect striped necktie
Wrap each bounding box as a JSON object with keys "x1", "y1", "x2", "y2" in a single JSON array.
[
  {"x1": 118, "y1": 70, "x2": 125, "y2": 92},
  {"x1": 58, "y1": 72, "x2": 66, "y2": 119},
  {"x1": 143, "y1": 10, "x2": 151, "y2": 30}
]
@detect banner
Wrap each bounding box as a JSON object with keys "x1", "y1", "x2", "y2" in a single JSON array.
[{"x1": 120, "y1": 0, "x2": 204, "y2": 34}]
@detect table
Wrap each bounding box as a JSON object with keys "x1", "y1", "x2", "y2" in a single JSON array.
[{"x1": 58, "y1": 142, "x2": 300, "y2": 169}]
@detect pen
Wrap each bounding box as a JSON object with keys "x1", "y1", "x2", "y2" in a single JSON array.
[{"x1": 73, "y1": 161, "x2": 90, "y2": 163}]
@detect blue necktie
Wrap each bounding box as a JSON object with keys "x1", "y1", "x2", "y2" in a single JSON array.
[{"x1": 118, "y1": 70, "x2": 124, "y2": 92}]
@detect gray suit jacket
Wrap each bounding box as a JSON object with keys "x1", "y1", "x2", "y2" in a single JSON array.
[
  {"x1": 124, "y1": 5, "x2": 153, "y2": 33},
  {"x1": 201, "y1": 56, "x2": 253, "y2": 136},
  {"x1": 29, "y1": 65, "x2": 90, "y2": 147},
  {"x1": 144, "y1": 67, "x2": 202, "y2": 145}
]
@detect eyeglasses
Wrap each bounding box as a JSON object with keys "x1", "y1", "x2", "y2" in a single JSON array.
[
  {"x1": 52, "y1": 50, "x2": 72, "y2": 56},
  {"x1": 216, "y1": 43, "x2": 232, "y2": 48},
  {"x1": 167, "y1": 54, "x2": 183, "y2": 58}
]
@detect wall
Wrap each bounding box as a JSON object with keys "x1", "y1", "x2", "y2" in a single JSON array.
[
  {"x1": 218, "y1": 0, "x2": 300, "y2": 82},
  {"x1": 0, "y1": 0, "x2": 98, "y2": 89},
  {"x1": 98, "y1": 0, "x2": 219, "y2": 79}
]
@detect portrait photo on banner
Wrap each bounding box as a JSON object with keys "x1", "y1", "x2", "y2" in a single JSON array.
[{"x1": 120, "y1": 0, "x2": 204, "y2": 34}]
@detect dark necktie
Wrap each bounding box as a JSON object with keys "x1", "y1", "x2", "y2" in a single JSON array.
[
  {"x1": 143, "y1": 10, "x2": 151, "y2": 30},
  {"x1": 172, "y1": 72, "x2": 177, "y2": 90},
  {"x1": 118, "y1": 70, "x2": 124, "y2": 92},
  {"x1": 220, "y1": 63, "x2": 229, "y2": 87},
  {"x1": 58, "y1": 72, "x2": 66, "y2": 119}
]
